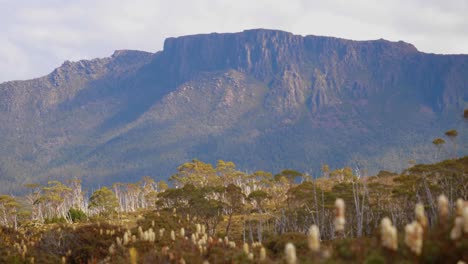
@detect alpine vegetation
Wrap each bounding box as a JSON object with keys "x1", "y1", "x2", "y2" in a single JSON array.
[{"x1": 0, "y1": 157, "x2": 467, "y2": 263}]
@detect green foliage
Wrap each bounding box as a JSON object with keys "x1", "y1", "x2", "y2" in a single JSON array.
[
  {"x1": 247, "y1": 190, "x2": 269, "y2": 209},
  {"x1": 286, "y1": 181, "x2": 317, "y2": 207},
  {"x1": 157, "y1": 180, "x2": 168, "y2": 191},
  {"x1": 406, "y1": 157, "x2": 467, "y2": 175},
  {"x1": 68, "y1": 208, "x2": 87, "y2": 223},
  {"x1": 0, "y1": 195, "x2": 19, "y2": 227},
  {"x1": 137, "y1": 210, "x2": 183, "y2": 237},
  {"x1": 329, "y1": 167, "x2": 356, "y2": 182},
  {"x1": 376, "y1": 170, "x2": 397, "y2": 177},
  {"x1": 44, "y1": 216, "x2": 67, "y2": 224},
  {"x1": 265, "y1": 232, "x2": 308, "y2": 259},
  {"x1": 363, "y1": 253, "x2": 386, "y2": 264},
  {"x1": 157, "y1": 184, "x2": 225, "y2": 234},
  {"x1": 88, "y1": 187, "x2": 119, "y2": 216},
  {"x1": 432, "y1": 138, "x2": 445, "y2": 146},
  {"x1": 274, "y1": 169, "x2": 303, "y2": 183},
  {"x1": 331, "y1": 182, "x2": 354, "y2": 201},
  {"x1": 335, "y1": 239, "x2": 357, "y2": 260},
  {"x1": 444, "y1": 129, "x2": 458, "y2": 138},
  {"x1": 35, "y1": 223, "x2": 123, "y2": 263},
  {"x1": 169, "y1": 159, "x2": 219, "y2": 188}
]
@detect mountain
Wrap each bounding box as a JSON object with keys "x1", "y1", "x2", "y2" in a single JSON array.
[{"x1": 0, "y1": 29, "x2": 467, "y2": 193}]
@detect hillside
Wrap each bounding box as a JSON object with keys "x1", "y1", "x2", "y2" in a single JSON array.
[{"x1": 0, "y1": 29, "x2": 467, "y2": 193}]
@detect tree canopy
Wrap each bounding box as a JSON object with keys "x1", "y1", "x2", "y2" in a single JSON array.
[{"x1": 88, "y1": 187, "x2": 119, "y2": 216}]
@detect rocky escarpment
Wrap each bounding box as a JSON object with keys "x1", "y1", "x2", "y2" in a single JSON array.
[
  {"x1": 161, "y1": 30, "x2": 304, "y2": 82},
  {"x1": 157, "y1": 29, "x2": 466, "y2": 114}
]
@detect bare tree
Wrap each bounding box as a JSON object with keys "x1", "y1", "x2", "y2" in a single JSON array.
[{"x1": 352, "y1": 179, "x2": 367, "y2": 237}]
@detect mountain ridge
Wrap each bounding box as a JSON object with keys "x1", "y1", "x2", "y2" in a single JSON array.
[{"x1": 0, "y1": 29, "x2": 466, "y2": 194}]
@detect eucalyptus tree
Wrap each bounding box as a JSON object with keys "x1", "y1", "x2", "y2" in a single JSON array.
[
  {"x1": 38, "y1": 181, "x2": 73, "y2": 220},
  {"x1": 445, "y1": 129, "x2": 458, "y2": 158},
  {"x1": 88, "y1": 187, "x2": 119, "y2": 217},
  {"x1": 351, "y1": 178, "x2": 368, "y2": 237},
  {"x1": 216, "y1": 160, "x2": 238, "y2": 186},
  {"x1": 141, "y1": 176, "x2": 158, "y2": 209},
  {"x1": 283, "y1": 181, "x2": 331, "y2": 236},
  {"x1": 123, "y1": 182, "x2": 143, "y2": 212},
  {"x1": 249, "y1": 171, "x2": 274, "y2": 191},
  {"x1": 68, "y1": 178, "x2": 86, "y2": 212},
  {"x1": 274, "y1": 169, "x2": 302, "y2": 185},
  {"x1": 321, "y1": 164, "x2": 330, "y2": 178},
  {"x1": 157, "y1": 184, "x2": 225, "y2": 235},
  {"x1": 0, "y1": 195, "x2": 19, "y2": 229},
  {"x1": 158, "y1": 180, "x2": 169, "y2": 191},
  {"x1": 432, "y1": 138, "x2": 446, "y2": 160},
  {"x1": 330, "y1": 167, "x2": 355, "y2": 183},
  {"x1": 169, "y1": 159, "x2": 220, "y2": 188},
  {"x1": 224, "y1": 184, "x2": 245, "y2": 237},
  {"x1": 24, "y1": 183, "x2": 44, "y2": 222},
  {"x1": 246, "y1": 189, "x2": 270, "y2": 242}
]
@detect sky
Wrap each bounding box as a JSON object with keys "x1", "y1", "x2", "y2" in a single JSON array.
[{"x1": 1, "y1": 0, "x2": 467, "y2": 83}]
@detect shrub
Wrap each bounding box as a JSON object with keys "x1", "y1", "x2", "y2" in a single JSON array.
[
  {"x1": 44, "y1": 216, "x2": 67, "y2": 224},
  {"x1": 68, "y1": 208, "x2": 87, "y2": 223},
  {"x1": 364, "y1": 253, "x2": 386, "y2": 264}
]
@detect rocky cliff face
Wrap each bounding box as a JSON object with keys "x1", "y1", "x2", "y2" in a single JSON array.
[
  {"x1": 0, "y1": 29, "x2": 466, "y2": 193},
  {"x1": 158, "y1": 30, "x2": 466, "y2": 114}
]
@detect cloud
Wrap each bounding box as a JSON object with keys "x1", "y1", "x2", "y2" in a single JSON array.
[{"x1": 0, "y1": 0, "x2": 467, "y2": 83}]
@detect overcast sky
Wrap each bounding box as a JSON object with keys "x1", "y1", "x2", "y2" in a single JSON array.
[{"x1": 1, "y1": 0, "x2": 467, "y2": 83}]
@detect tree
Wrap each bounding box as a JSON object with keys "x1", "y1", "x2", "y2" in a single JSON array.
[
  {"x1": 284, "y1": 182, "x2": 327, "y2": 236},
  {"x1": 158, "y1": 184, "x2": 225, "y2": 235},
  {"x1": 190, "y1": 191, "x2": 224, "y2": 235},
  {"x1": 157, "y1": 184, "x2": 194, "y2": 209},
  {"x1": 216, "y1": 160, "x2": 238, "y2": 186},
  {"x1": 39, "y1": 181, "x2": 73, "y2": 220},
  {"x1": 351, "y1": 179, "x2": 368, "y2": 237},
  {"x1": 248, "y1": 190, "x2": 269, "y2": 213},
  {"x1": 158, "y1": 180, "x2": 169, "y2": 191},
  {"x1": 432, "y1": 138, "x2": 446, "y2": 160},
  {"x1": 169, "y1": 160, "x2": 220, "y2": 188},
  {"x1": 0, "y1": 195, "x2": 19, "y2": 229},
  {"x1": 245, "y1": 189, "x2": 270, "y2": 243},
  {"x1": 68, "y1": 178, "x2": 86, "y2": 212},
  {"x1": 67, "y1": 207, "x2": 87, "y2": 223},
  {"x1": 141, "y1": 176, "x2": 158, "y2": 209},
  {"x1": 274, "y1": 169, "x2": 302, "y2": 184},
  {"x1": 24, "y1": 183, "x2": 44, "y2": 222},
  {"x1": 249, "y1": 171, "x2": 273, "y2": 190},
  {"x1": 224, "y1": 184, "x2": 245, "y2": 237},
  {"x1": 330, "y1": 167, "x2": 355, "y2": 183},
  {"x1": 125, "y1": 182, "x2": 143, "y2": 212},
  {"x1": 321, "y1": 164, "x2": 330, "y2": 178},
  {"x1": 444, "y1": 129, "x2": 458, "y2": 158},
  {"x1": 88, "y1": 187, "x2": 119, "y2": 217}
]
